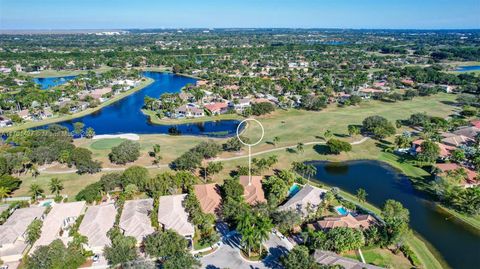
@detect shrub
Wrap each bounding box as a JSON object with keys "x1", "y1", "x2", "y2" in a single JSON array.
[{"x1": 109, "y1": 140, "x2": 141, "y2": 165}]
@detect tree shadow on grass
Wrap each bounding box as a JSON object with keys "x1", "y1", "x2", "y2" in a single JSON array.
[
  {"x1": 440, "y1": 100, "x2": 459, "y2": 107},
  {"x1": 313, "y1": 144, "x2": 330, "y2": 155},
  {"x1": 286, "y1": 148, "x2": 297, "y2": 154},
  {"x1": 334, "y1": 133, "x2": 349, "y2": 138}
]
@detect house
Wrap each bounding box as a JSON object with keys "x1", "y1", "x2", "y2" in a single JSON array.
[
  {"x1": 411, "y1": 139, "x2": 454, "y2": 159},
  {"x1": 358, "y1": 88, "x2": 384, "y2": 98},
  {"x1": 308, "y1": 214, "x2": 377, "y2": 231},
  {"x1": 78, "y1": 204, "x2": 116, "y2": 253},
  {"x1": 90, "y1": 87, "x2": 112, "y2": 101},
  {"x1": 31, "y1": 201, "x2": 86, "y2": 251},
  {"x1": 0, "y1": 116, "x2": 12, "y2": 127},
  {"x1": 174, "y1": 104, "x2": 205, "y2": 118},
  {"x1": 231, "y1": 98, "x2": 251, "y2": 112},
  {"x1": 314, "y1": 250, "x2": 385, "y2": 269},
  {"x1": 401, "y1": 79, "x2": 414, "y2": 86},
  {"x1": 16, "y1": 109, "x2": 31, "y2": 121},
  {"x1": 278, "y1": 184, "x2": 327, "y2": 218},
  {"x1": 239, "y1": 176, "x2": 266, "y2": 205},
  {"x1": 470, "y1": 119, "x2": 480, "y2": 129},
  {"x1": 440, "y1": 133, "x2": 473, "y2": 147},
  {"x1": 157, "y1": 194, "x2": 195, "y2": 241},
  {"x1": 119, "y1": 199, "x2": 155, "y2": 244},
  {"x1": 204, "y1": 102, "x2": 229, "y2": 115},
  {"x1": 196, "y1": 80, "x2": 208, "y2": 87},
  {"x1": 193, "y1": 184, "x2": 222, "y2": 215},
  {"x1": 0, "y1": 207, "x2": 45, "y2": 265},
  {"x1": 434, "y1": 163, "x2": 478, "y2": 184},
  {"x1": 453, "y1": 126, "x2": 480, "y2": 140}
]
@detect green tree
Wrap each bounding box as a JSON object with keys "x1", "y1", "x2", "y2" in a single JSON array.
[
  {"x1": 26, "y1": 219, "x2": 43, "y2": 244},
  {"x1": 49, "y1": 178, "x2": 64, "y2": 197},
  {"x1": 272, "y1": 136, "x2": 280, "y2": 147},
  {"x1": 417, "y1": 140, "x2": 440, "y2": 163},
  {"x1": 85, "y1": 127, "x2": 95, "y2": 139},
  {"x1": 296, "y1": 142, "x2": 305, "y2": 154},
  {"x1": 281, "y1": 245, "x2": 319, "y2": 269},
  {"x1": 347, "y1": 125, "x2": 361, "y2": 137},
  {"x1": 362, "y1": 115, "x2": 396, "y2": 139},
  {"x1": 29, "y1": 183, "x2": 44, "y2": 202},
  {"x1": 109, "y1": 140, "x2": 141, "y2": 165},
  {"x1": 356, "y1": 188, "x2": 367, "y2": 203},
  {"x1": 73, "y1": 122, "x2": 85, "y2": 137},
  {"x1": 206, "y1": 162, "x2": 223, "y2": 180},
  {"x1": 326, "y1": 139, "x2": 352, "y2": 154},
  {"x1": 0, "y1": 186, "x2": 9, "y2": 201},
  {"x1": 381, "y1": 200, "x2": 410, "y2": 247},
  {"x1": 144, "y1": 230, "x2": 188, "y2": 258},
  {"x1": 104, "y1": 229, "x2": 138, "y2": 266}
]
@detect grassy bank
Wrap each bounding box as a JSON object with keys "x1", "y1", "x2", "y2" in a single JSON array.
[
  {"x1": 142, "y1": 109, "x2": 242, "y2": 125},
  {"x1": 1, "y1": 78, "x2": 154, "y2": 132},
  {"x1": 313, "y1": 181, "x2": 447, "y2": 269}
]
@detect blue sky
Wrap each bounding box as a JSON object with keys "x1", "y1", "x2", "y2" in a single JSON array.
[{"x1": 0, "y1": 0, "x2": 479, "y2": 29}]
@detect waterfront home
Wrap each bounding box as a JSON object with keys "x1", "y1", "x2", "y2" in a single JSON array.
[
  {"x1": 204, "y1": 102, "x2": 229, "y2": 115},
  {"x1": 119, "y1": 199, "x2": 154, "y2": 244},
  {"x1": 434, "y1": 163, "x2": 478, "y2": 185},
  {"x1": 231, "y1": 98, "x2": 251, "y2": 112},
  {"x1": 90, "y1": 87, "x2": 112, "y2": 102},
  {"x1": 193, "y1": 184, "x2": 222, "y2": 215},
  {"x1": 174, "y1": 104, "x2": 205, "y2": 118},
  {"x1": 358, "y1": 88, "x2": 384, "y2": 99},
  {"x1": 239, "y1": 176, "x2": 266, "y2": 205},
  {"x1": 31, "y1": 201, "x2": 86, "y2": 251},
  {"x1": 196, "y1": 80, "x2": 208, "y2": 87},
  {"x1": 314, "y1": 250, "x2": 385, "y2": 269},
  {"x1": 16, "y1": 109, "x2": 31, "y2": 121},
  {"x1": 157, "y1": 194, "x2": 195, "y2": 242},
  {"x1": 0, "y1": 207, "x2": 45, "y2": 265},
  {"x1": 278, "y1": 184, "x2": 327, "y2": 218},
  {"x1": 410, "y1": 139, "x2": 454, "y2": 159},
  {"x1": 308, "y1": 214, "x2": 377, "y2": 231},
  {"x1": 78, "y1": 203, "x2": 116, "y2": 254},
  {"x1": 0, "y1": 116, "x2": 12, "y2": 127}
]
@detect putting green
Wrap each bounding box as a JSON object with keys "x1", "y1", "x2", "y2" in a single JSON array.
[{"x1": 90, "y1": 138, "x2": 126, "y2": 150}]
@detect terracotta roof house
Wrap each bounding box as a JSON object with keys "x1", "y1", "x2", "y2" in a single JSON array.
[
  {"x1": 204, "y1": 102, "x2": 229, "y2": 115},
  {"x1": 239, "y1": 176, "x2": 266, "y2": 205},
  {"x1": 278, "y1": 184, "x2": 327, "y2": 218},
  {"x1": 453, "y1": 126, "x2": 480, "y2": 139},
  {"x1": 470, "y1": 119, "x2": 480, "y2": 129},
  {"x1": 78, "y1": 203, "x2": 116, "y2": 253},
  {"x1": 314, "y1": 250, "x2": 385, "y2": 269},
  {"x1": 193, "y1": 184, "x2": 222, "y2": 215},
  {"x1": 157, "y1": 194, "x2": 195, "y2": 239},
  {"x1": 0, "y1": 207, "x2": 45, "y2": 264},
  {"x1": 411, "y1": 139, "x2": 454, "y2": 159},
  {"x1": 434, "y1": 163, "x2": 478, "y2": 184},
  {"x1": 119, "y1": 199, "x2": 155, "y2": 243},
  {"x1": 32, "y1": 201, "x2": 86, "y2": 251},
  {"x1": 308, "y1": 214, "x2": 377, "y2": 231}
]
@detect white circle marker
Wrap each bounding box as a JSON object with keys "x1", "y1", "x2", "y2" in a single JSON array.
[{"x1": 236, "y1": 118, "x2": 265, "y2": 185}]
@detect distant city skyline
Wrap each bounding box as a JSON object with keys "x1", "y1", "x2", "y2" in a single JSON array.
[{"x1": 0, "y1": 0, "x2": 479, "y2": 30}]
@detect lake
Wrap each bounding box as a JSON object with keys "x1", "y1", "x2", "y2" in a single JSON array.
[
  {"x1": 33, "y1": 72, "x2": 241, "y2": 137},
  {"x1": 455, "y1": 65, "x2": 480, "y2": 72},
  {"x1": 307, "y1": 160, "x2": 480, "y2": 269},
  {"x1": 33, "y1": 75, "x2": 77, "y2": 89}
]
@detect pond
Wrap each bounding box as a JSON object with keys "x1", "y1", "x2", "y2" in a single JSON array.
[
  {"x1": 33, "y1": 75, "x2": 77, "y2": 89},
  {"x1": 307, "y1": 160, "x2": 480, "y2": 269},
  {"x1": 33, "y1": 72, "x2": 241, "y2": 137},
  {"x1": 455, "y1": 65, "x2": 480, "y2": 72}
]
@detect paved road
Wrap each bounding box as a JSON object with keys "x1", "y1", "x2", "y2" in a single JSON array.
[
  {"x1": 200, "y1": 232, "x2": 293, "y2": 269},
  {"x1": 39, "y1": 137, "x2": 370, "y2": 175}
]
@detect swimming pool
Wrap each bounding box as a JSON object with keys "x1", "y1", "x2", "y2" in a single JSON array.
[
  {"x1": 335, "y1": 206, "x2": 348, "y2": 215},
  {"x1": 288, "y1": 184, "x2": 301, "y2": 197}
]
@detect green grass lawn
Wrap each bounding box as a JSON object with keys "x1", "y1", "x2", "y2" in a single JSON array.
[
  {"x1": 90, "y1": 138, "x2": 126, "y2": 150},
  {"x1": 344, "y1": 247, "x2": 412, "y2": 269}
]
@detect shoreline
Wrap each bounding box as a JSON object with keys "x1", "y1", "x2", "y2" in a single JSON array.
[
  {"x1": 1, "y1": 78, "x2": 154, "y2": 132},
  {"x1": 306, "y1": 178, "x2": 448, "y2": 269},
  {"x1": 142, "y1": 109, "x2": 242, "y2": 125}
]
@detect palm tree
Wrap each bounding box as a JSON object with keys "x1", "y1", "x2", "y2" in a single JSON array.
[
  {"x1": 296, "y1": 143, "x2": 304, "y2": 154},
  {"x1": 254, "y1": 215, "x2": 273, "y2": 255},
  {"x1": 304, "y1": 164, "x2": 317, "y2": 180},
  {"x1": 0, "y1": 187, "x2": 9, "y2": 201},
  {"x1": 356, "y1": 188, "x2": 368, "y2": 203},
  {"x1": 29, "y1": 184, "x2": 44, "y2": 202},
  {"x1": 237, "y1": 211, "x2": 255, "y2": 257},
  {"x1": 49, "y1": 178, "x2": 64, "y2": 197},
  {"x1": 272, "y1": 136, "x2": 280, "y2": 147},
  {"x1": 324, "y1": 130, "x2": 333, "y2": 140}
]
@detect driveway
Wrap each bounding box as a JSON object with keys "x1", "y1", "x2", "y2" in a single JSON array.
[{"x1": 200, "y1": 231, "x2": 292, "y2": 269}]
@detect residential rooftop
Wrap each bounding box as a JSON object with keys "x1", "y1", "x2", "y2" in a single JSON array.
[
  {"x1": 119, "y1": 199, "x2": 155, "y2": 242},
  {"x1": 193, "y1": 184, "x2": 222, "y2": 215},
  {"x1": 78, "y1": 203, "x2": 116, "y2": 252},
  {"x1": 157, "y1": 194, "x2": 195, "y2": 238}
]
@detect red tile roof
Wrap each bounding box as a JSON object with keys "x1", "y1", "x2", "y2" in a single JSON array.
[
  {"x1": 239, "y1": 176, "x2": 266, "y2": 205},
  {"x1": 204, "y1": 102, "x2": 228, "y2": 113}
]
